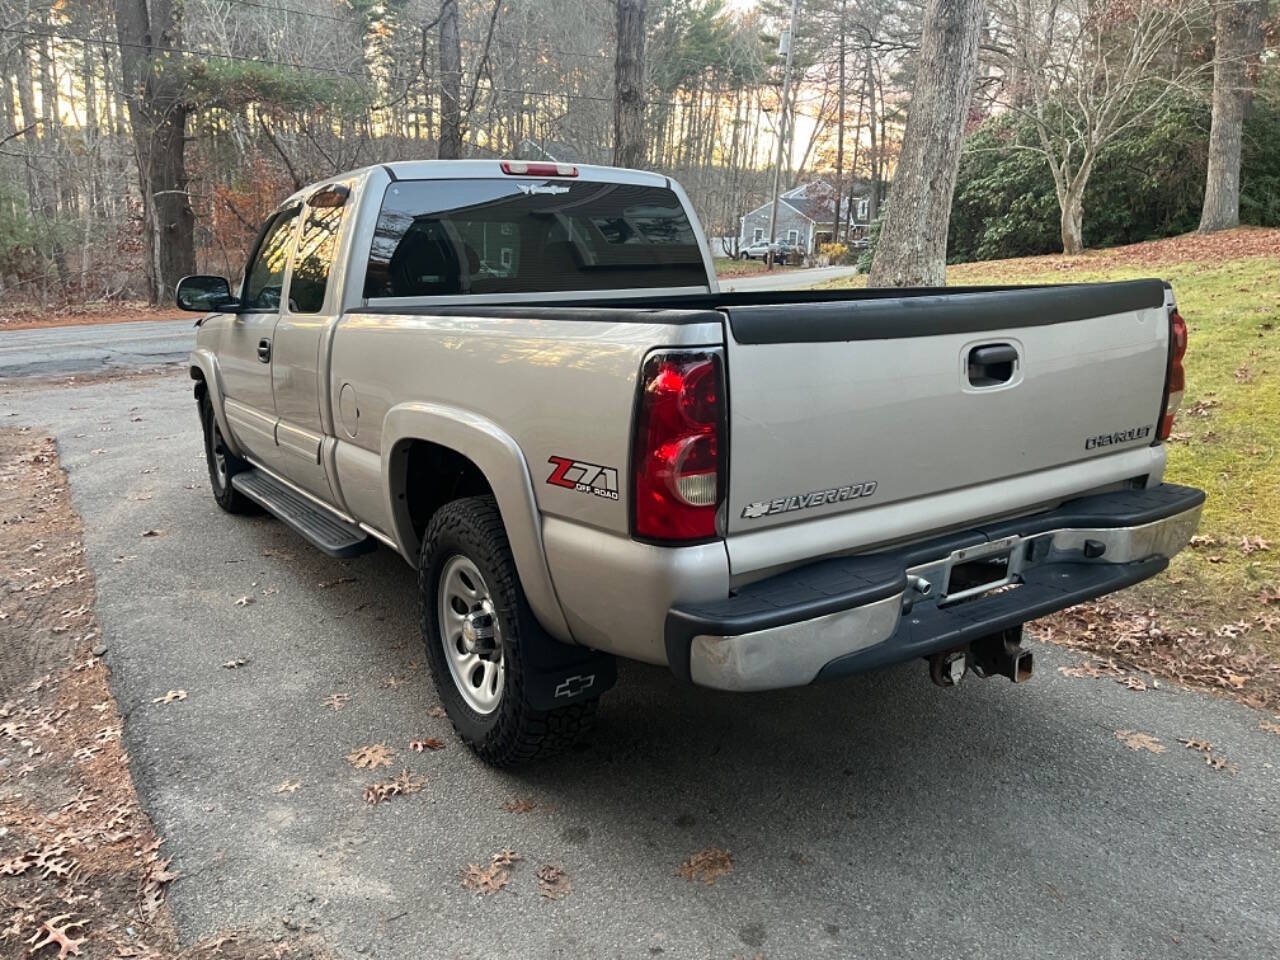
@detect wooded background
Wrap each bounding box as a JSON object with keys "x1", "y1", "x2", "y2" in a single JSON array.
[{"x1": 0, "y1": 0, "x2": 1274, "y2": 306}]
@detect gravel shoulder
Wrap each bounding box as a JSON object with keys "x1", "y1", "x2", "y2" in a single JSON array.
[{"x1": 3, "y1": 373, "x2": 1279, "y2": 960}]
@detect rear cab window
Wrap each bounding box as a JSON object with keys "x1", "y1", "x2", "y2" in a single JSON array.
[{"x1": 363, "y1": 179, "x2": 709, "y2": 299}]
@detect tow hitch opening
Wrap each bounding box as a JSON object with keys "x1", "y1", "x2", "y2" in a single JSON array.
[{"x1": 970, "y1": 627, "x2": 1034, "y2": 683}]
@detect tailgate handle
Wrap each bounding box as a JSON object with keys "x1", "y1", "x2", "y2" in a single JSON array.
[{"x1": 968, "y1": 343, "x2": 1018, "y2": 386}]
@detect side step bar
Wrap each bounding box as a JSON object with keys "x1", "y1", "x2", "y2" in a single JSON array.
[{"x1": 231, "y1": 469, "x2": 375, "y2": 558}]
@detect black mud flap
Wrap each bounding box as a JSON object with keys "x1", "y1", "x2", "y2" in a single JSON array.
[{"x1": 520, "y1": 634, "x2": 617, "y2": 711}]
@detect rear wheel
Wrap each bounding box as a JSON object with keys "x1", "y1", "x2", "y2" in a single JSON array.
[
  {"x1": 420, "y1": 496, "x2": 597, "y2": 766},
  {"x1": 199, "y1": 394, "x2": 255, "y2": 514},
  {"x1": 739, "y1": 251, "x2": 750, "y2": 261}
]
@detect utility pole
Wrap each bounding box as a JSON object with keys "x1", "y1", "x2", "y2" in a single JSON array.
[{"x1": 765, "y1": 0, "x2": 799, "y2": 271}]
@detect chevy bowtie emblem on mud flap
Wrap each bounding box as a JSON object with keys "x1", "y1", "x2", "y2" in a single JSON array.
[
  {"x1": 554, "y1": 674, "x2": 596, "y2": 698},
  {"x1": 742, "y1": 481, "x2": 878, "y2": 519}
]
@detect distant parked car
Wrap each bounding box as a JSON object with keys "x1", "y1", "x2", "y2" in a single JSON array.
[{"x1": 739, "y1": 239, "x2": 802, "y2": 262}]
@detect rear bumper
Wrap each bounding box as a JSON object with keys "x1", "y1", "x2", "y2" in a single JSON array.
[{"x1": 664, "y1": 483, "x2": 1204, "y2": 692}]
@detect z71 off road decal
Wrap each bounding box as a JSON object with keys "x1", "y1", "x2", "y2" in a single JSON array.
[
  {"x1": 742, "y1": 481, "x2": 878, "y2": 519},
  {"x1": 547, "y1": 456, "x2": 620, "y2": 501}
]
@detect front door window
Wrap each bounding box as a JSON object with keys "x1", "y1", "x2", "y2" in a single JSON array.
[{"x1": 242, "y1": 208, "x2": 300, "y2": 310}]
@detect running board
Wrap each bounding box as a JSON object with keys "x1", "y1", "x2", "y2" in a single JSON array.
[{"x1": 231, "y1": 469, "x2": 375, "y2": 558}]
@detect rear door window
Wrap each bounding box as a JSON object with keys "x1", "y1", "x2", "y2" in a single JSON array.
[
  {"x1": 363, "y1": 179, "x2": 707, "y2": 298},
  {"x1": 288, "y1": 200, "x2": 347, "y2": 313}
]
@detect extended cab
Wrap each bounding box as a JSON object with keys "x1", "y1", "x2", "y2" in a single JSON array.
[{"x1": 180, "y1": 160, "x2": 1203, "y2": 765}]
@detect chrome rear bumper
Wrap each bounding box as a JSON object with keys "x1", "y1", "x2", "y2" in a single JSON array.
[{"x1": 666, "y1": 484, "x2": 1204, "y2": 692}]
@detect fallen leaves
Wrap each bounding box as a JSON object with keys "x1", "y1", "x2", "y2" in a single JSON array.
[
  {"x1": 363, "y1": 769, "x2": 423, "y2": 805},
  {"x1": 1115, "y1": 730, "x2": 1165, "y2": 754},
  {"x1": 139, "y1": 528, "x2": 163, "y2": 538},
  {"x1": 1260, "y1": 721, "x2": 1280, "y2": 736},
  {"x1": 233, "y1": 595, "x2": 254, "y2": 607},
  {"x1": 322, "y1": 693, "x2": 350, "y2": 711},
  {"x1": 677, "y1": 847, "x2": 734, "y2": 885},
  {"x1": 151, "y1": 690, "x2": 186, "y2": 705},
  {"x1": 1116, "y1": 676, "x2": 1149, "y2": 692},
  {"x1": 502, "y1": 798, "x2": 538, "y2": 814},
  {"x1": 221, "y1": 658, "x2": 249, "y2": 669},
  {"x1": 409, "y1": 737, "x2": 445, "y2": 752},
  {"x1": 536, "y1": 864, "x2": 571, "y2": 900},
  {"x1": 1057, "y1": 658, "x2": 1125, "y2": 679},
  {"x1": 427, "y1": 706, "x2": 447, "y2": 719},
  {"x1": 345, "y1": 743, "x2": 394, "y2": 769},
  {"x1": 1178, "y1": 738, "x2": 1212, "y2": 753},
  {"x1": 25, "y1": 914, "x2": 87, "y2": 959},
  {"x1": 319, "y1": 575, "x2": 356, "y2": 589},
  {"x1": 461, "y1": 849, "x2": 523, "y2": 896},
  {"x1": 1179, "y1": 737, "x2": 1238, "y2": 774},
  {"x1": 1239, "y1": 535, "x2": 1271, "y2": 555},
  {"x1": 274, "y1": 781, "x2": 301, "y2": 795}
]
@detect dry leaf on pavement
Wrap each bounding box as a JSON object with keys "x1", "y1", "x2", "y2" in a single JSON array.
[
  {"x1": 1058, "y1": 659, "x2": 1124, "y2": 679},
  {"x1": 1117, "y1": 676, "x2": 1148, "y2": 691},
  {"x1": 492, "y1": 848, "x2": 523, "y2": 867},
  {"x1": 140, "y1": 528, "x2": 163, "y2": 538},
  {"x1": 1178, "y1": 738, "x2": 1212, "y2": 753},
  {"x1": 1206, "y1": 754, "x2": 1238, "y2": 774},
  {"x1": 346, "y1": 743, "x2": 394, "y2": 769},
  {"x1": 427, "y1": 706, "x2": 447, "y2": 718},
  {"x1": 222, "y1": 658, "x2": 249, "y2": 669},
  {"x1": 677, "y1": 847, "x2": 734, "y2": 884},
  {"x1": 461, "y1": 861, "x2": 509, "y2": 896},
  {"x1": 322, "y1": 693, "x2": 350, "y2": 711},
  {"x1": 502, "y1": 798, "x2": 537, "y2": 814},
  {"x1": 537, "y1": 864, "x2": 571, "y2": 900},
  {"x1": 233, "y1": 595, "x2": 254, "y2": 607},
  {"x1": 364, "y1": 769, "x2": 423, "y2": 805},
  {"x1": 1115, "y1": 730, "x2": 1165, "y2": 754},
  {"x1": 409, "y1": 737, "x2": 445, "y2": 752},
  {"x1": 152, "y1": 690, "x2": 186, "y2": 704},
  {"x1": 274, "y1": 781, "x2": 300, "y2": 795},
  {"x1": 1260, "y1": 721, "x2": 1280, "y2": 736},
  {"x1": 25, "y1": 914, "x2": 87, "y2": 959}
]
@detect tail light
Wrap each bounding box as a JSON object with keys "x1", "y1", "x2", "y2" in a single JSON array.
[
  {"x1": 1158, "y1": 309, "x2": 1188, "y2": 441},
  {"x1": 631, "y1": 352, "x2": 726, "y2": 542}
]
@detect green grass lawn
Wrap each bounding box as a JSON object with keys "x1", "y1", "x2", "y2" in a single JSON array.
[{"x1": 820, "y1": 236, "x2": 1280, "y2": 680}]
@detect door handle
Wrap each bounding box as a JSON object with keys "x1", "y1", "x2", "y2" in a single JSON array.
[
  {"x1": 257, "y1": 338, "x2": 272, "y2": 363},
  {"x1": 967, "y1": 343, "x2": 1018, "y2": 386}
]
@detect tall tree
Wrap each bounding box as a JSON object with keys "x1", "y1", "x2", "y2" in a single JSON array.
[
  {"x1": 613, "y1": 0, "x2": 648, "y2": 167},
  {"x1": 868, "y1": 0, "x2": 985, "y2": 286},
  {"x1": 987, "y1": 0, "x2": 1209, "y2": 255},
  {"x1": 1199, "y1": 0, "x2": 1267, "y2": 233},
  {"x1": 115, "y1": 0, "x2": 196, "y2": 303},
  {"x1": 437, "y1": 0, "x2": 463, "y2": 159}
]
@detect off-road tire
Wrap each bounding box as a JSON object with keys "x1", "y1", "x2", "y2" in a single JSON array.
[
  {"x1": 199, "y1": 394, "x2": 255, "y2": 514},
  {"x1": 420, "y1": 496, "x2": 597, "y2": 765}
]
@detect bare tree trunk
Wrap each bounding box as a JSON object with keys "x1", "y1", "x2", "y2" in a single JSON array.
[
  {"x1": 613, "y1": 0, "x2": 647, "y2": 168},
  {"x1": 438, "y1": 0, "x2": 463, "y2": 159},
  {"x1": 1060, "y1": 186, "x2": 1084, "y2": 256},
  {"x1": 831, "y1": 0, "x2": 846, "y2": 242},
  {"x1": 868, "y1": 0, "x2": 983, "y2": 287},
  {"x1": 1199, "y1": 0, "x2": 1266, "y2": 234},
  {"x1": 115, "y1": 0, "x2": 196, "y2": 304}
]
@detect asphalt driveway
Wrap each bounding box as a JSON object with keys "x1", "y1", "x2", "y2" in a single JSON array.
[{"x1": 4, "y1": 372, "x2": 1278, "y2": 960}]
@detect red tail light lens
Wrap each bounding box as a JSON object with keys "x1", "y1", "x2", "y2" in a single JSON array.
[
  {"x1": 632, "y1": 352, "x2": 725, "y2": 542},
  {"x1": 1158, "y1": 309, "x2": 1188, "y2": 441}
]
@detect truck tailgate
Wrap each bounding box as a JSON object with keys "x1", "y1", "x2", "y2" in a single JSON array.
[{"x1": 722, "y1": 280, "x2": 1171, "y2": 547}]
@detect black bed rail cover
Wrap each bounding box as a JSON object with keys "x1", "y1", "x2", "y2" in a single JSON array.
[{"x1": 725, "y1": 278, "x2": 1166, "y2": 344}]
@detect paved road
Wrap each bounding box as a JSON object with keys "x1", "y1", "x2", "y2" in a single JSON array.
[
  {"x1": 5, "y1": 372, "x2": 1278, "y2": 959},
  {"x1": 0, "y1": 270, "x2": 857, "y2": 380},
  {"x1": 719, "y1": 264, "x2": 858, "y2": 291}
]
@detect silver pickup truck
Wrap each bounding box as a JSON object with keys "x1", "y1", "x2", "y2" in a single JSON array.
[{"x1": 179, "y1": 160, "x2": 1202, "y2": 765}]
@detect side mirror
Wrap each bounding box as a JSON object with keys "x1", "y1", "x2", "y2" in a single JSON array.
[{"x1": 176, "y1": 275, "x2": 238, "y2": 312}]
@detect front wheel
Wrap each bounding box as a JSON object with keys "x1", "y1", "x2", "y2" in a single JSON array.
[
  {"x1": 199, "y1": 393, "x2": 255, "y2": 514},
  {"x1": 420, "y1": 496, "x2": 597, "y2": 765}
]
